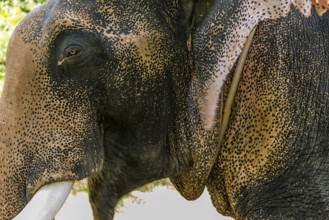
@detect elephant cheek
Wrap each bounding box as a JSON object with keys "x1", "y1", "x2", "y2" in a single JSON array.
[
  {"x1": 26, "y1": 124, "x2": 105, "y2": 198},
  {"x1": 0, "y1": 108, "x2": 105, "y2": 220},
  {"x1": 0, "y1": 114, "x2": 105, "y2": 220}
]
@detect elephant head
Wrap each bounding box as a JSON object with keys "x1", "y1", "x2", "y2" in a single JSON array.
[
  {"x1": 0, "y1": 1, "x2": 209, "y2": 219},
  {"x1": 0, "y1": 0, "x2": 325, "y2": 219}
]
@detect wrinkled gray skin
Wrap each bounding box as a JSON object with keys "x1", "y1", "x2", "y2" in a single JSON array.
[{"x1": 1, "y1": 0, "x2": 329, "y2": 219}]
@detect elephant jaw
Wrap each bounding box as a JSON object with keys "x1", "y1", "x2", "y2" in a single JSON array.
[{"x1": 13, "y1": 181, "x2": 74, "y2": 220}]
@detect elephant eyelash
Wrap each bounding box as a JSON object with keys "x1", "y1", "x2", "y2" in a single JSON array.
[
  {"x1": 57, "y1": 57, "x2": 67, "y2": 66},
  {"x1": 57, "y1": 45, "x2": 83, "y2": 66},
  {"x1": 65, "y1": 47, "x2": 82, "y2": 57}
]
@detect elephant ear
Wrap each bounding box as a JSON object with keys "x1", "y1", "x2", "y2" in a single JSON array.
[
  {"x1": 193, "y1": 0, "x2": 313, "y2": 130},
  {"x1": 171, "y1": 0, "x2": 315, "y2": 203}
]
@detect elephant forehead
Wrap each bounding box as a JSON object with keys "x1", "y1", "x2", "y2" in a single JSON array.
[{"x1": 17, "y1": 0, "x2": 168, "y2": 75}]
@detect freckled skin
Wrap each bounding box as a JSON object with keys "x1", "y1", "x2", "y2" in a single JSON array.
[
  {"x1": 207, "y1": 9, "x2": 329, "y2": 219},
  {"x1": 1, "y1": 0, "x2": 329, "y2": 220},
  {"x1": 0, "y1": 1, "x2": 218, "y2": 219}
]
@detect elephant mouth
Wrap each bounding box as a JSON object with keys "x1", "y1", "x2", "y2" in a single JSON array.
[{"x1": 13, "y1": 181, "x2": 74, "y2": 220}]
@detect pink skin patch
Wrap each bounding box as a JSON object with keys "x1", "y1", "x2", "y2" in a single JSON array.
[{"x1": 311, "y1": 0, "x2": 329, "y2": 15}]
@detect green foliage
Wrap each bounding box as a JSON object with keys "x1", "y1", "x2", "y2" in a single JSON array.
[
  {"x1": 71, "y1": 179, "x2": 89, "y2": 196},
  {"x1": 2, "y1": 0, "x2": 46, "y2": 13},
  {"x1": 115, "y1": 179, "x2": 173, "y2": 211},
  {"x1": 70, "y1": 178, "x2": 173, "y2": 212}
]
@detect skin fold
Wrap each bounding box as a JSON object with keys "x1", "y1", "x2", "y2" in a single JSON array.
[
  {"x1": 207, "y1": 9, "x2": 329, "y2": 219},
  {"x1": 1, "y1": 0, "x2": 329, "y2": 219}
]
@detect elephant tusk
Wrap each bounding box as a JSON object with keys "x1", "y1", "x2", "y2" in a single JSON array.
[{"x1": 13, "y1": 181, "x2": 74, "y2": 220}]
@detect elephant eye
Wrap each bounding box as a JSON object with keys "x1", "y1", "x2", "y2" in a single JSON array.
[
  {"x1": 54, "y1": 32, "x2": 106, "y2": 69},
  {"x1": 65, "y1": 45, "x2": 82, "y2": 57},
  {"x1": 58, "y1": 44, "x2": 83, "y2": 66}
]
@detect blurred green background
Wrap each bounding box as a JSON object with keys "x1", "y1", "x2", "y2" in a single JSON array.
[{"x1": 0, "y1": 0, "x2": 46, "y2": 85}]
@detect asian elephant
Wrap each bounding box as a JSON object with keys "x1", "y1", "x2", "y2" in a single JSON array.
[{"x1": 1, "y1": 0, "x2": 329, "y2": 219}]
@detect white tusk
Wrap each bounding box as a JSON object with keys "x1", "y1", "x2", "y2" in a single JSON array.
[{"x1": 13, "y1": 181, "x2": 74, "y2": 220}]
